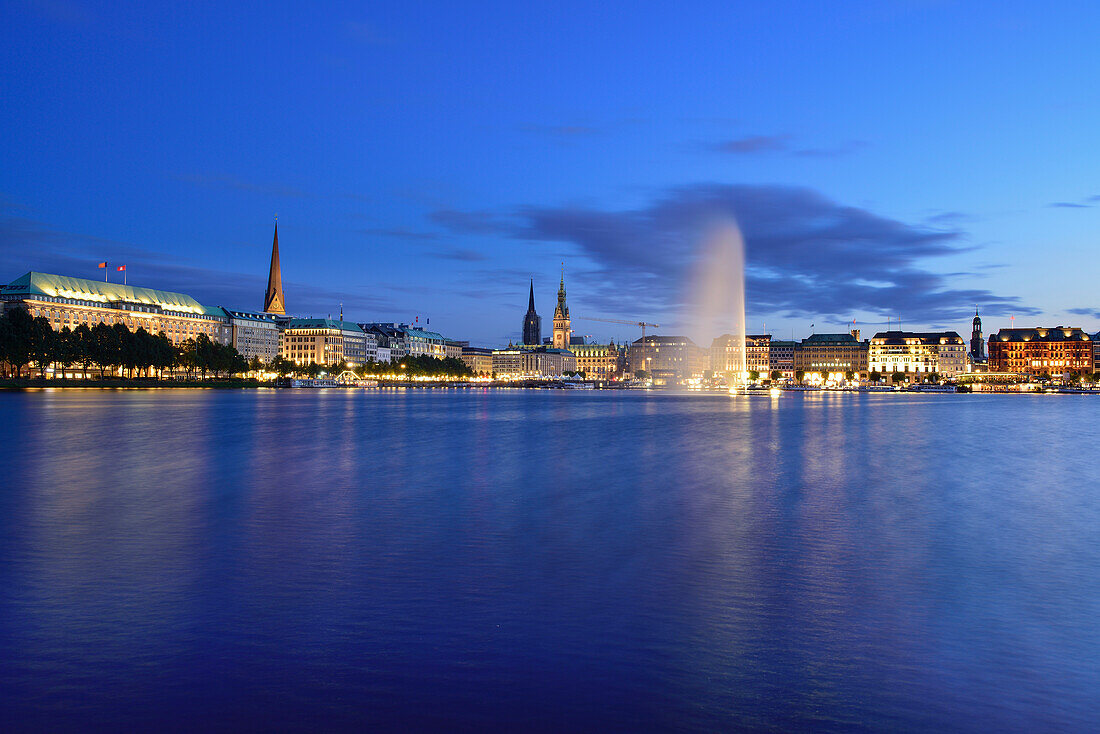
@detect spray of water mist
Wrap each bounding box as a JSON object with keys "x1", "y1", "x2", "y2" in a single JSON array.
[{"x1": 691, "y1": 219, "x2": 747, "y2": 393}]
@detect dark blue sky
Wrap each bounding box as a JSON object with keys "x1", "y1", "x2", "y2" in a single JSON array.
[{"x1": 4, "y1": 1, "x2": 1100, "y2": 346}]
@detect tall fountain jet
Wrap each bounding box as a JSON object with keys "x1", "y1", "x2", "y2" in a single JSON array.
[{"x1": 693, "y1": 220, "x2": 747, "y2": 392}]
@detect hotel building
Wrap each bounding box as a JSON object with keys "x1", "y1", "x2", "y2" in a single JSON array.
[
  {"x1": 794, "y1": 332, "x2": 869, "y2": 378},
  {"x1": 492, "y1": 346, "x2": 577, "y2": 377},
  {"x1": 868, "y1": 331, "x2": 968, "y2": 379},
  {"x1": 570, "y1": 342, "x2": 619, "y2": 379},
  {"x1": 988, "y1": 327, "x2": 1093, "y2": 378},
  {"x1": 1, "y1": 271, "x2": 231, "y2": 345},
  {"x1": 282, "y1": 318, "x2": 370, "y2": 368},
  {"x1": 710, "y1": 333, "x2": 771, "y2": 377},
  {"x1": 460, "y1": 346, "x2": 494, "y2": 375},
  {"x1": 628, "y1": 335, "x2": 708, "y2": 384},
  {"x1": 224, "y1": 309, "x2": 280, "y2": 362}
]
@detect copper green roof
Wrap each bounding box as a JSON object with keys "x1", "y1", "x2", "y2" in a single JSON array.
[
  {"x1": 2, "y1": 271, "x2": 209, "y2": 314},
  {"x1": 286, "y1": 318, "x2": 364, "y2": 332}
]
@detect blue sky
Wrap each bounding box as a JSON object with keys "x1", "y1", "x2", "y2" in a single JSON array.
[{"x1": 3, "y1": 0, "x2": 1100, "y2": 346}]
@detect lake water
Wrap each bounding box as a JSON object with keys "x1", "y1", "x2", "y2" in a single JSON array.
[{"x1": 1, "y1": 389, "x2": 1098, "y2": 731}]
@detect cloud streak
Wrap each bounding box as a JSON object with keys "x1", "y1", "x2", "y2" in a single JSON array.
[{"x1": 480, "y1": 183, "x2": 1034, "y2": 324}]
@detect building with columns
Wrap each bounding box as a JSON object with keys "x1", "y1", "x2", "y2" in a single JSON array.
[{"x1": 0, "y1": 271, "x2": 231, "y2": 346}]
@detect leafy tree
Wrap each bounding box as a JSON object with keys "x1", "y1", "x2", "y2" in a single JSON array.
[
  {"x1": 0, "y1": 308, "x2": 35, "y2": 378},
  {"x1": 29, "y1": 316, "x2": 55, "y2": 378},
  {"x1": 770, "y1": 370, "x2": 782, "y2": 381},
  {"x1": 91, "y1": 322, "x2": 119, "y2": 377},
  {"x1": 844, "y1": 370, "x2": 855, "y2": 382},
  {"x1": 891, "y1": 371, "x2": 905, "y2": 384},
  {"x1": 748, "y1": 370, "x2": 760, "y2": 381},
  {"x1": 794, "y1": 370, "x2": 805, "y2": 383},
  {"x1": 54, "y1": 327, "x2": 79, "y2": 377},
  {"x1": 73, "y1": 324, "x2": 95, "y2": 378}
]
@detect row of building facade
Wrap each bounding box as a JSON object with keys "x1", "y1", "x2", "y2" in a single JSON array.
[{"x1": 3, "y1": 226, "x2": 1097, "y2": 382}]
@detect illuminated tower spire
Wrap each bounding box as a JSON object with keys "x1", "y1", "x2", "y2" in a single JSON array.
[
  {"x1": 264, "y1": 220, "x2": 286, "y2": 315},
  {"x1": 552, "y1": 263, "x2": 570, "y2": 349}
]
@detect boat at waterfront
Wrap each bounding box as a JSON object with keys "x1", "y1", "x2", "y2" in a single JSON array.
[{"x1": 275, "y1": 377, "x2": 339, "y2": 388}]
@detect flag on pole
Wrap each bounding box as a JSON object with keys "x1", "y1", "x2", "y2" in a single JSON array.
[
  {"x1": 117, "y1": 265, "x2": 127, "y2": 285},
  {"x1": 99, "y1": 261, "x2": 108, "y2": 281},
  {"x1": 116, "y1": 265, "x2": 126, "y2": 271}
]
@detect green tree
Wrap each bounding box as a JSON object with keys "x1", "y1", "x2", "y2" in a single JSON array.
[
  {"x1": 770, "y1": 369, "x2": 782, "y2": 381},
  {"x1": 794, "y1": 369, "x2": 805, "y2": 383},
  {"x1": 891, "y1": 371, "x2": 905, "y2": 384},
  {"x1": 0, "y1": 308, "x2": 35, "y2": 378},
  {"x1": 844, "y1": 370, "x2": 855, "y2": 382},
  {"x1": 29, "y1": 315, "x2": 56, "y2": 378},
  {"x1": 748, "y1": 370, "x2": 760, "y2": 382},
  {"x1": 72, "y1": 324, "x2": 94, "y2": 379},
  {"x1": 54, "y1": 327, "x2": 79, "y2": 378},
  {"x1": 90, "y1": 322, "x2": 119, "y2": 377}
]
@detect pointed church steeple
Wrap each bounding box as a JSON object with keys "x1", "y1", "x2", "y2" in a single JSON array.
[
  {"x1": 264, "y1": 220, "x2": 286, "y2": 315},
  {"x1": 522, "y1": 277, "x2": 541, "y2": 346}
]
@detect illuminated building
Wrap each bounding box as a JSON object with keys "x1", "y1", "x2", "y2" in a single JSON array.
[
  {"x1": 1, "y1": 271, "x2": 231, "y2": 345},
  {"x1": 794, "y1": 331, "x2": 868, "y2": 379},
  {"x1": 263, "y1": 222, "x2": 286, "y2": 315},
  {"x1": 988, "y1": 327, "x2": 1092, "y2": 378},
  {"x1": 522, "y1": 279, "x2": 542, "y2": 346},
  {"x1": 628, "y1": 335, "x2": 707, "y2": 384},
  {"x1": 710, "y1": 334, "x2": 771, "y2": 377},
  {"x1": 360, "y1": 323, "x2": 409, "y2": 361},
  {"x1": 492, "y1": 346, "x2": 576, "y2": 377},
  {"x1": 569, "y1": 342, "x2": 618, "y2": 379},
  {"x1": 282, "y1": 318, "x2": 369, "y2": 367},
  {"x1": 970, "y1": 309, "x2": 986, "y2": 365},
  {"x1": 406, "y1": 328, "x2": 446, "y2": 357},
  {"x1": 460, "y1": 346, "x2": 493, "y2": 375},
  {"x1": 225, "y1": 309, "x2": 280, "y2": 362},
  {"x1": 552, "y1": 270, "x2": 571, "y2": 350},
  {"x1": 868, "y1": 331, "x2": 967, "y2": 379},
  {"x1": 444, "y1": 340, "x2": 466, "y2": 359},
  {"x1": 768, "y1": 340, "x2": 796, "y2": 380}
]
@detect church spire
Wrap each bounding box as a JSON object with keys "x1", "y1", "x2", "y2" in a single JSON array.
[
  {"x1": 263, "y1": 220, "x2": 286, "y2": 314},
  {"x1": 529, "y1": 278, "x2": 536, "y2": 311}
]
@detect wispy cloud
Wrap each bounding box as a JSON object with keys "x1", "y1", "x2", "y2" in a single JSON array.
[
  {"x1": 428, "y1": 248, "x2": 488, "y2": 262},
  {"x1": 1048, "y1": 201, "x2": 1090, "y2": 209},
  {"x1": 713, "y1": 134, "x2": 792, "y2": 154},
  {"x1": 711, "y1": 134, "x2": 866, "y2": 157},
  {"x1": 428, "y1": 208, "x2": 506, "y2": 234},
  {"x1": 358, "y1": 227, "x2": 439, "y2": 241}
]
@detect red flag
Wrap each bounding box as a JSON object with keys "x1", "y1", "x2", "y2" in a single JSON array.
[
  {"x1": 98, "y1": 262, "x2": 107, "y2": 268},
  {"x1": 117, "y1": 265, "x2": 126, "y2": 271}
]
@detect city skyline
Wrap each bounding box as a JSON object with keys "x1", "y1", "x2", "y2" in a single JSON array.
[{"x1": 4, "y1": 2, "x2": 1100, "y2": 346}]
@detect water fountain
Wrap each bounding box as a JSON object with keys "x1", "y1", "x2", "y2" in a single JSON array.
[{"x1": 692, "y1": 220, "x2": 747, "y2": 393}]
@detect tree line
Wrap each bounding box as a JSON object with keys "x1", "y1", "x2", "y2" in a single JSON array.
[
  {"x1": 267, "y1": 353, "x2": 473, "y2": 379},
  {"x1": 0, "y1": 308, "x2": 247, "y2": 379}
]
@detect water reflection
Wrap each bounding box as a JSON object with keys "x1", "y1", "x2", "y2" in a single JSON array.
[{"x1": 1, "y1": 390, "x2": 1099, "y2": 730}]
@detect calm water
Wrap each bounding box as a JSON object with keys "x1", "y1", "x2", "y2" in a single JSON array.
[{"x1": 1, "y1": 389, "x2": 1098, "y2": 732}]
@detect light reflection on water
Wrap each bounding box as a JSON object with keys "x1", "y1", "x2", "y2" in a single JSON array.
[{"x1": 1, "y1": 389, "x2": 1099, "y2": 731}]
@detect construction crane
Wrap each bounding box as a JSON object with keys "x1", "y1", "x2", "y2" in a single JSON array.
[{"x1": 573, "y1": 317, "x2": 660, "y2": 378}]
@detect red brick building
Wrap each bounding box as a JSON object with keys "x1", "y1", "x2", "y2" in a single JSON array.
[{"x1": 988, "y1": 327, "x2": 1093, "y2": 378}]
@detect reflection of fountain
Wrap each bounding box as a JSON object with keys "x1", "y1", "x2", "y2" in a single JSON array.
[{"x1": 694, "y1": 221, "x2": 747, "y2": 393}]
